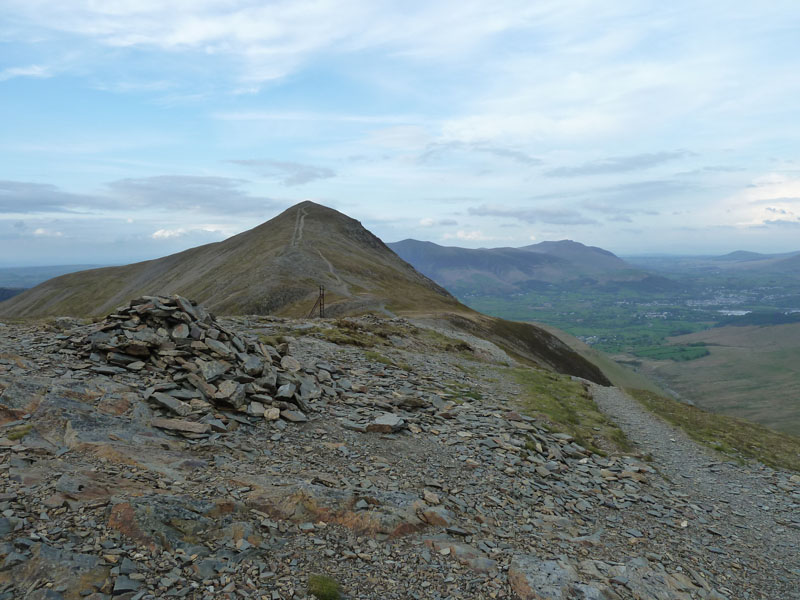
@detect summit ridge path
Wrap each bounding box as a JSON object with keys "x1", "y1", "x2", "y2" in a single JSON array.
[
  {"x1": 589, "y1": 383, "x2": 800, "y2": 597},
  {"x1": 291, "y1": 206, "x2": 307, "y2": 247}
]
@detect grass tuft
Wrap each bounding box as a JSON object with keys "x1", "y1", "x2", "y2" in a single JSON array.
[
  {"x1": 363, "y1": 350, "x2": 393, "y2": 366},
  {"x1": 632, "y1": 344, "x2": 710, "y2": 361},
  {"x1": 6, "y1": 423, "x2": 32, "y2": 441},
  {"x1": 509, "y1": 367, "x2": 632, "y2": 455},
  {"x1": 308, "y1": 574, "x2": 342, "y2": 600}
]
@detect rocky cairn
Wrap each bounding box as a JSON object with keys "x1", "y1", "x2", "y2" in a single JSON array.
[{"x1": 75, "y1": 295, "x2": 325, "y2": 436}]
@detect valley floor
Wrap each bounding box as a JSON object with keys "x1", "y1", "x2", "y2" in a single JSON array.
[{"x1": 0, "y1": 311, "x2": 798, "y2": 599}]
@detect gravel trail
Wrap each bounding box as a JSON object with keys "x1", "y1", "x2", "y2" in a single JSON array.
[{"x1": 590, "y1": 383, "x2": 800, "y2": 598}]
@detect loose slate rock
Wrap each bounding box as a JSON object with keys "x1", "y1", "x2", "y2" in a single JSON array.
[
  {"x1": 366, "y1": 412, "x2": 405, "y2": 433},
  {"x1": 150, "y1": 392, "x2": 192, "y2": 417},
  {"x1": 65, "y1": 295, "x2": 324, "y2": 427},
  {"x1": 151, "y1": 418, "x2": 210, "y2": 434},
  {"x1": 280, "y1": 410, "x2": 308, "y2": 423}
]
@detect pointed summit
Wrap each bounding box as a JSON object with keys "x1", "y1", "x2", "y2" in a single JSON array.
[{"x1": 0, "y1": 202, "x2": 458, "y2": 319}]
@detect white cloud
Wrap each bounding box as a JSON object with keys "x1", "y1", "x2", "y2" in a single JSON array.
[
  {"x1": 151, "y1": 228, "x2": 186, "y2": 239},
  {"x1": 151, "y1": 224, "x2": 232, "y2": 240},
  {"x1": 708, "y1": 173, "x2": 800, "y2": 227},
  {"x1": 0, "y1": 1, "x2": 604, "y2": 88},
  {"x1": 418, "y1": 217, "x2": 458, "y2": 227},
  {"x1": 443, "y1": 230, "x2": 491, "y2": 241},
  {"x1": 228, "y1": 159, "x2": 335, "y2": 186},
  {"x1": 0, "y1": 64, "x2": 52, "y2": 82},
  {"x1": 33, "y1": 227, "x2": 62, "y2": 237},
  {"x1": 213, "y1": 111, "x2": 416, "y2": 125}
]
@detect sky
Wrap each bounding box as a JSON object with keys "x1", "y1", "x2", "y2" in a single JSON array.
[{"x1": 2, "y1": 1, "x2": 800, "y2": 266}]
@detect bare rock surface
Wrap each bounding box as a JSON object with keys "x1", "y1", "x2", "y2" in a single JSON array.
[{"x1": 0, "y1": 298, "x2": 797, "y2": 599}]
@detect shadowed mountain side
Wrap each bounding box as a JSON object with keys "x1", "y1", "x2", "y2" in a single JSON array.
[
  {"x1": 388, "y1": 239, "x2": 569, "y2": 294},
  {"x1": 441, "y1": 312, "x2": 611, "y2": 386},
  {"x1": 0, "y1": 202, "x2": 459, "y2": 320}
]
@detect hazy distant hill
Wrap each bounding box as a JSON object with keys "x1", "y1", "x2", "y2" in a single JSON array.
[
  {"x1": 0, "y1": 288, "x2": 24, "y2": 302},
  {"x1": 712, "y1": 250, "x2": 769, "y2": 262},
  {"x1": 770, "y1": 252, "x2": 800, "y2": 273},
  {"x1": 720, "y1": 251, "x2": 800, "y2": 278},
  {"x1": 629, "y1": 250, "x2": 800, "y2": 278},
  {"x1": 387, "y1": 239, "x2": 569, "y2": 294},
  {"x1": 521, "y1": 239, "x2": 629, "y2": 272},
  {"x1": 0, "y1": 264, "x2": 105, "y2": 288},
  {"x1": 389, "y1": 238, "x2": 675, "y2": 295}
]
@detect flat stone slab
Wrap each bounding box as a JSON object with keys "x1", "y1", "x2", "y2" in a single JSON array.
[
  {"x1": 151, "y1": 417, "x2": 210, "y2": 434},
  {"x1": 366, "y1": 412, "x2": 405, "y2": 433}
]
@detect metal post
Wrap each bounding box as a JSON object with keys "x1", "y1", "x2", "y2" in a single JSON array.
[{"x1": 307, "y1": 286, "x2": 326, "y2": 319}]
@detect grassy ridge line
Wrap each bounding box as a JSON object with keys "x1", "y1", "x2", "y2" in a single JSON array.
[
  {"x1": 509, "y1": 367, "x2": 633, "y2": 456},
  {"x1": 628, "y1": 389, "x2": 800, "y2": 471},
  {"x1": 443, "y1": 313, "x2": 612, "y2": 386}
]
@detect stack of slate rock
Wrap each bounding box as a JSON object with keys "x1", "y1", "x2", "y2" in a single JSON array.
[{"x1": 73, "y1": 295, "x2": 329, "y2": 434}]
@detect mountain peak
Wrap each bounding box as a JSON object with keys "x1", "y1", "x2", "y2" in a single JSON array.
[
  {"x1": 0, "y1": 202, "x2": 457, "y2": 319},
  {"x1": 523, "y1": 239, "x2": 617, "y2": 257}
]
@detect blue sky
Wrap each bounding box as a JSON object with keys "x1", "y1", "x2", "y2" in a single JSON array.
[{"x1": 2, "y1": 1, "x2": 800, "y2": 266}]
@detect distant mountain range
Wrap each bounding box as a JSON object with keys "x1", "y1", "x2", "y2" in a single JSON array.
[
  {"x1": 732, "y1": 251, "x2": 800, "y2": 276},
  {"x1": 0, "y1": 264, "x2": 105, "y2": 288},
  {"x1": 629, "y1": 249, "x2": 800, "y2": 278},
  {"x1": 388, "y1": 239, "x2": 677, "y2": 295}
]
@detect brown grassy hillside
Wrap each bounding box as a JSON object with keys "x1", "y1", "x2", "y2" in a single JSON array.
[
  {"x1": 634, "y1": 322, "x2": 800, "y2": 435},
  {"x1": 0, "y1": 202, "x2": 459, "y2": 319}
]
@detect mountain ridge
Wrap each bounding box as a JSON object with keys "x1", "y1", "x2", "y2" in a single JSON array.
[
  {"x1": 0, "y1": 202, "x2": 459, "y2": 320},
  {"x1": 388, "y1": 238, "x2": 676, "y2": 295},
  {"x1": 0, "y1": 201, "x2": 611, "y2": 385}
]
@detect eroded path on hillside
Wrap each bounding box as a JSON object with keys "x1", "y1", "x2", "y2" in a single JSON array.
[
  {"x1": 317, "y1": 248, "x2": 344, "y2": 288},
  {"x1": 589, "y1": 383, "x2": 800, "y2": 595},
  {"x1": 291, "y1": 205, "x2": 307, "y2": 246}
]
